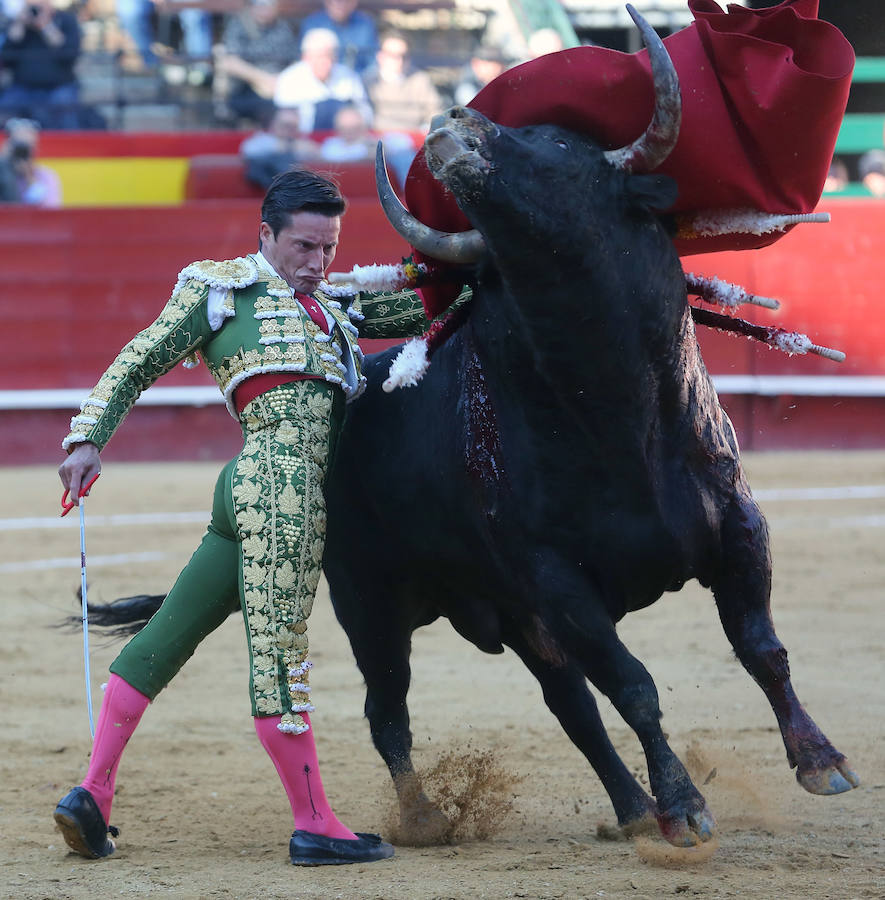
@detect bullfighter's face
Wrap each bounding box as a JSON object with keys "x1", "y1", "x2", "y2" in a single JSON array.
[{"x1": 259, "y1": 211, "x2": 340, "y2": 295}]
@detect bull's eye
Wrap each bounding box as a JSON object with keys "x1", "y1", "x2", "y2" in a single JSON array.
[{"x1": 553, "y1": 138, "x2": 569, "y2": 150}]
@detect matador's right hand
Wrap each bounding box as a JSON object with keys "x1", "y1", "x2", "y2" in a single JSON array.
[{"x1": 59, "y1": 442, "x2": 102, "y2": 510}]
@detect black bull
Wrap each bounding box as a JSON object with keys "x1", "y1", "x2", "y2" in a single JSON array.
[
  {"x1": 86, "y1": 56, "x2": 858, "y2": 851},
  {"x1": 320, "y1": 108, "x2": 859, "y2": 847}
]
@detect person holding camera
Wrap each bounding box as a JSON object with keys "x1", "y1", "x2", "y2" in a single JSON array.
[
  {"x1": 0, "y1": 117, "x2": 61, "y2": 205},
  {"x1": 0, "y1": 0, "x2": 82, "y2": 129}
]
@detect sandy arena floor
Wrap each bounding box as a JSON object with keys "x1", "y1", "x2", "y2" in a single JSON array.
[{"x1": 1, "y1": 451, "x2": 883, "y2": 899}]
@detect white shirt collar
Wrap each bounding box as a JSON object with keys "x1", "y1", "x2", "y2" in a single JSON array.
[{"x1": 252, "y1": 251, "x2": 286, "y2": 285}]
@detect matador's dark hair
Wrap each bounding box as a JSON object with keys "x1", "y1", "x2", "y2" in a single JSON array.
[{"x1": 260, "y1": 168, "x2": 347, "y2": 241}]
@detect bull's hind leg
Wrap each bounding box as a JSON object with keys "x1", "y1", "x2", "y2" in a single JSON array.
[
  {"x1": 712, "y1": 496, "x2": 859, "y2": 794},
  {"x1": 507, "y1": 634, "x2": 657, "y2": 833}
]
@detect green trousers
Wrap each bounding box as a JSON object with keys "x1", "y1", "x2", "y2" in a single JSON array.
[{"x1": 111, "y1": 381, "x2": 344, "y2": 732}]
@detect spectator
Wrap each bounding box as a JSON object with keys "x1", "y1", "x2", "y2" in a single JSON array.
[
  {"x1": 298, "y1": 0, "x2": 377, "y2": 75},
  {"x1": 162, "y1": 2, "x2": 212, "y2": 62},
  {"x1": 240, "y1": 105, "x2": 321, "y2": 188},
  {"x1": 823, "y1": 157, "x2": 849, "y2": 193},
  {"x1": 361, "y1": 30, "x2": 439, "y2": 187},
  {"x1": 858, "y1": 149, "x2": 885, "y2": 197},
  {"x1": 319, "y1": 102, "x2": 374, "y2": 162},
  {"x1": 0, "y1": 0, "x2": 15, "y2": 29},
  {"x1": 0, "y1": 117, "x2": 61, "y2": 206},
  {"x1": 0, "y1": 0, "x2": 82, "y2": 129},
  {"x1": 363, "y1": 29, "x2": 440, "y2": 133},
  {"x1": 274, "y1": 27, "x2": 372, "y2": 133},
  {"x1": 214, "y1": 0, "x2": 300, "y2": 124},
  {"x1": 115, "y1": 0, "x2": 211, "y2": 69},
  {"x1": 452, "y1": 44, "x2": 510, "y2": 108}
]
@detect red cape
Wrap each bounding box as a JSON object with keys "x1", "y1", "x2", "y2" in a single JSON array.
[{"x1": 403, "y1": 0, "x2": 855, "y2": 317}]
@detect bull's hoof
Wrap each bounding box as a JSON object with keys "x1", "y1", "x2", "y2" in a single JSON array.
[
  {"x1": 797, "y1": 758, "x2": 860, "y2": 795},
  {"x1": 657, "y1": 803, "x2": 716, "y2": 847},
  {"x1": 617, "y1": 796, "x2": 659, "y2": 838},
  {"x1": 620, "y1": 810, "x2": 659, "y2": 839},
  {"x1": 597, "y1": 805, "x2": 659, "y2": 842},
  {"x1": 399, "y1": 801, "x2": 451, "y2": 846}
]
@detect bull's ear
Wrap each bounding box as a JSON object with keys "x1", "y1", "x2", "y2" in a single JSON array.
[{"x1": 625, "y1": 173, "x2": 679, "y2": 211}]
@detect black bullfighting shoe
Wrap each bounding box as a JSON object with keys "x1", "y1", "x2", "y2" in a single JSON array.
[
  {"x1": 289, "y1": 830, "x2": 394, "y2": 866},
  {"x1": 53, "y1": 787, "x2": 119, "y2": 859}
]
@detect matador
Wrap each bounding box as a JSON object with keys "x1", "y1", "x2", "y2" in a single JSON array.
[{"x1": 54, "y1": 168, "x2": 451, "y2": 866}]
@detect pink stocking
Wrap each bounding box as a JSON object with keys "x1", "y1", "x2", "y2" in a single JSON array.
[
  {"x1": 80, "y1": 673, "x2": 151, "y2": 823},
  {"x1": 254, "y1": 713, "x2": 357, "y2": 840}
]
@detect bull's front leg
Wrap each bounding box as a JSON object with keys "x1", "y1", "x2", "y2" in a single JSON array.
[
  {"x1": 583, "y1": 634, "x2": 717, "y2": 846},
  {"x1": 507, "y1": 633, "x2": 658, "y2": 834},
  {"x1": 525, "y1": 551, "x2": 715, "y2": 847},
  {"x1": 362, "y1": 653, "x2": 451, "y2": 845},
  {"x1": 712, "y1": 495, "x2": 859, "y2": 794},
  {"x1": 330, "y1": 578, "x2": 451, "y2": 845}
]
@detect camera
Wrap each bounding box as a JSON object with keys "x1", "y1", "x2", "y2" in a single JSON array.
[{"x1": 9, "y1": 140, "x2": 33, "y2": 161}]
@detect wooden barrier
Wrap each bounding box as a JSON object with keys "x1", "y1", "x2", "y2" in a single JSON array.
[
  {"x1": 183, "y1": 155, "x2": 389, "y2": 200},
  {"x1": 2, "y1": 197, "x2": 884, "y2": 463},
  {"x1": 38, "y1": 131, "x2": 248, "y2": 157},
  {"x1": 0, "y1": 201, "x2": 410, "y2": 391}
]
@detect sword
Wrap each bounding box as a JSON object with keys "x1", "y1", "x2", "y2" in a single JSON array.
[{"x1": 61, "y1": 473, "x2": 100, "y2": 738}]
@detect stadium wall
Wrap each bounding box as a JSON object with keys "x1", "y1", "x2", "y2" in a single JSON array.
[{"x1": 1, "y1": 198, "x2": 883, "y2": 465}]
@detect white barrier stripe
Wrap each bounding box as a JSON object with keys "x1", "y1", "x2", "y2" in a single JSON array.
[
  {"x1": 3, "y1": 484, "x2": 885, "y2": 533},
  {"x1": 0, "y1": 386, "x2": 223, "y2": 410},
  {"x1": 712, "y1": 375, "x2": 885, "y2": 397},
  {"x1": 0, "y1": 551, "x2": 169, "y2": 574},
  {"x1": 6, "y1": 512, "x2": 885, "y2": 575},
  {"x1": 4, "y1": 508, "x2": 885, "y2": 574},
  {"x1": 754, "y1": 485, "x2": 885, "y2": 501},
  {"x1": 770, "y1": 513, "x2": 885, "y2": 532},
  {"x1": 0, "y1": 511, "x2": 209, "y2": 531},
  {"x1": 4, "y1": 376, "x2": 885, "y2": 410}
]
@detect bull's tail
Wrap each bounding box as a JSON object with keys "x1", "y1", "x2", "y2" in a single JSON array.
[{"x1": 66, "y1": 592, "x2": 165, "y2": 636}]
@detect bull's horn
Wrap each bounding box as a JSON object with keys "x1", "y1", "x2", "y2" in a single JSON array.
[
  {"x1": 604, "y1": 4, "x2": 681, "y2": 172},
  {"x1": 375, "y1": 142, "x2": 486, "y2": 264}
]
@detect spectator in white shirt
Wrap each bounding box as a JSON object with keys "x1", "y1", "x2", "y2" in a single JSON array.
[{"x1": 273, "y1": 27, "x2": 372, "y2": 134}]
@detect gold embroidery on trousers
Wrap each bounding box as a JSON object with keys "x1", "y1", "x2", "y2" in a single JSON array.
[{"x1": 232, "y1": 382, "x2": 333, "y2": 732}]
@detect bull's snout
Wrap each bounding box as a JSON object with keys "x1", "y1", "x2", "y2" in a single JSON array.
[
  {"x1": 429, "y1": 107, "x2": 494, "y2": 142},
  {"x1": 426, "y1": 107, "x2": 498, "y2": 169},
  {"x1": 429, "y1": 106, "x2": 483, "y2": 132}
]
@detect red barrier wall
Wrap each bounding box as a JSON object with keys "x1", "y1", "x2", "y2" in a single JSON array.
[
  {"x1": 0, "y1": 201, "x2": 411, "y2": 391},
  {"x1": 38, "y1": 131, "x2": 250, "y2": 157},
  {"x1": 686, "y1": 199, "x2": 885, "y2": 379},
  {"x1": 2, "y1": 198, "x2": 883, "y2": 463}
]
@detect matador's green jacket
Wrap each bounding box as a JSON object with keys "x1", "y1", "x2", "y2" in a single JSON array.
[{"x1": 63, "y1": 253, "x2": 452, "y2": 452}]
